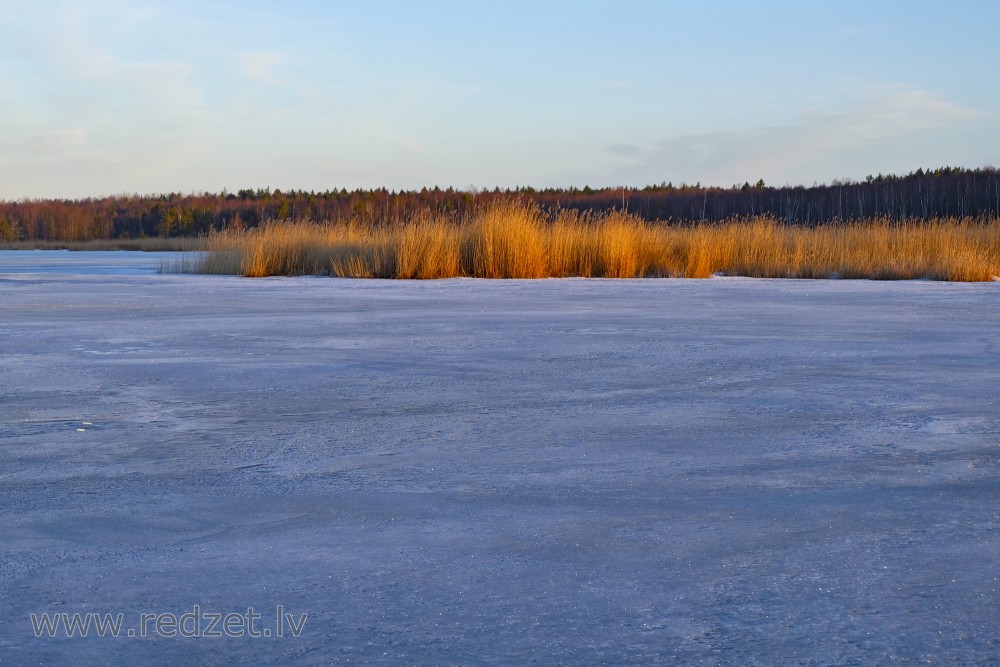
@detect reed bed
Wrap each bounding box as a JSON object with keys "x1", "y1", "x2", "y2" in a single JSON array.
[{"x1": 192, "y1": 201, "x2": 1000, "y2": 281}]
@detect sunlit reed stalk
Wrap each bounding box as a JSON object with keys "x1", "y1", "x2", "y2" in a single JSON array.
[{"x1": 192, "y1": 200, "x2": 1000, "y2": 282}]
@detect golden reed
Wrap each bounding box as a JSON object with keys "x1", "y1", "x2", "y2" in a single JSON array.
[{"x1": 194, "y1": 200, "x2": 1000, "y2": 281}]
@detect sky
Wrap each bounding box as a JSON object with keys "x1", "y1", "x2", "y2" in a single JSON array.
[{"x1": 1, "y1": 0, "x2": 998, "y2": 199}]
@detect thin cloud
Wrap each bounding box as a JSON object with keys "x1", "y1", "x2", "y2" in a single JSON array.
[
  {"x1": 606, "y1": 86, "x2": 984, "y2": 186},
  {"x1": 238, "y1": 51, "x2": 287, "y2": 85},
  {"x1": 0, "y1": 1, "x2": 222, "y2": 194}
]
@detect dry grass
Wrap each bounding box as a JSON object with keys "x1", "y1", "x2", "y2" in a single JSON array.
[
  {"x1": 189, "y1": 201, "x2": 1000, "y2": 281},
  {"x1": 461, "y1": 200, "x2": 547, "y2": 278}
]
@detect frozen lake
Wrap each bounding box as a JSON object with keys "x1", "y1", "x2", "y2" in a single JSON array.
[
  {"x1": 0, "y1": 249, "x2": 196, "y2": 275},
  {"x1": 2, "y1": 251, "x2": 998, "y2": 664}
]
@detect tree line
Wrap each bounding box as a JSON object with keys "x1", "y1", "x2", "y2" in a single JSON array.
[{"x1": 1, "y1": 166, "x2": 998, "y2": 242}]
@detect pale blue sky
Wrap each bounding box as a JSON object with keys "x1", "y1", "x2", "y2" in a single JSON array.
[{"x1": 1, "y1": 0, "x2": 997, "y2": 198}]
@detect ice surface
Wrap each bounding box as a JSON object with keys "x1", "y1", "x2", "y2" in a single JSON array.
[
  {"x1": 2, "y1": 251, "x2": 999, "y2": 664},
  {"x1": 0, "y1": 250, "x2": 196, "y2": 276}
]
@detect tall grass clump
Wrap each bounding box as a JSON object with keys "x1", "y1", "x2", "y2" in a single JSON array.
[
  {"x1": 462, "y1": 200, "x2": 548, "y2": 278},
  {"x1": 396, "y1": 213, "x2": 462, "y2": 279},
  {"x1": 190, "y1": 201, "x2": 1000, "y2": 281}
]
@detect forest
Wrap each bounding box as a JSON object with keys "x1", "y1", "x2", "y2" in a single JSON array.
[{"x1": 1, "y1": 166, "x2": 998, "y2": 242}]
